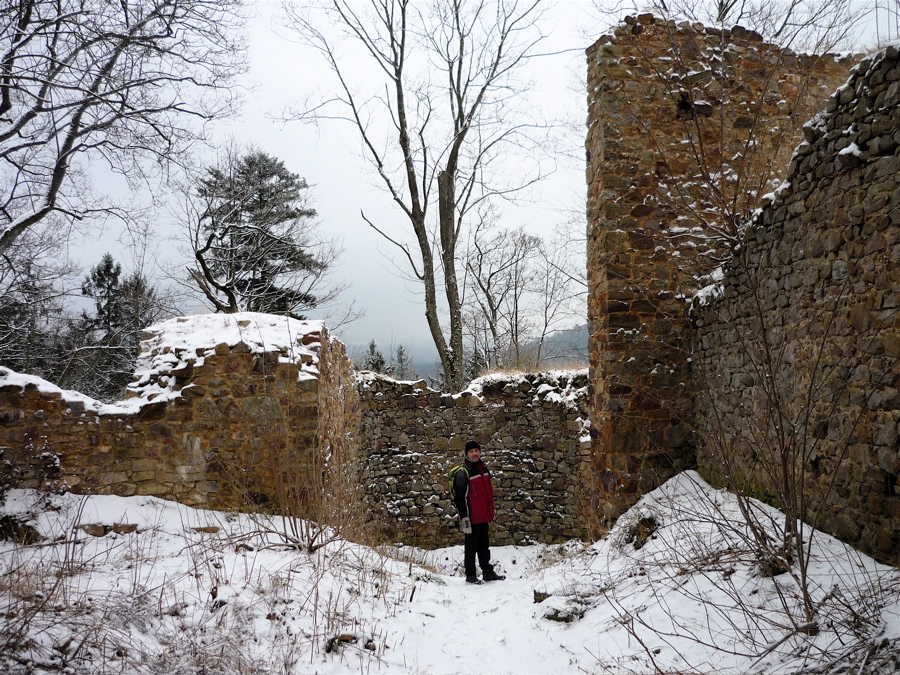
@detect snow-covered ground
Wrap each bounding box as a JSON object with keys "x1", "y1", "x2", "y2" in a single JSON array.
[{"x1": 1, "y1": 472, "x2": 897, "y2": 674}]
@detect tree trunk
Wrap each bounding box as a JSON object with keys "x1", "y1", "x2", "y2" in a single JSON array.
[{"x1": 439, "y1": 169, "x2": 464, "y2": 390}]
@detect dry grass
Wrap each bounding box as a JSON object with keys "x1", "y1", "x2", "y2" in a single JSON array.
[{"x1": 0, "y1": 492, "x2": 407, "y2": 674}]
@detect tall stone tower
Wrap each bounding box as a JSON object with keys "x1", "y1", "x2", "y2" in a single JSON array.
[{"x1": 584, "y1": 14, "x2": 854, "y2": 526}]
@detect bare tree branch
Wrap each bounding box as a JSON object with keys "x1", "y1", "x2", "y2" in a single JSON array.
[
  {"x1": 0, "y1": 0, "x2": 246, "y2": 256},
  {"x1": 282, "y1": 0, "x2": 549, "y2": 389}
]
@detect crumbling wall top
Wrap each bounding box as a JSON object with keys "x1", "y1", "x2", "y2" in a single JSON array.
[{"x1": 128, "y1": 312, "x2": 324, "y2": 402}]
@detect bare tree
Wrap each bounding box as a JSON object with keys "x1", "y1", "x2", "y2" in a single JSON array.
[
  {"x1": 284, "y1": 0, "x2": 548, "y2": 390},
  {"x1": 466, "y1": 222, "x2": 539, "y2": 368},
  {"x1": 464, "y1": 218, "x2": 584, "y2": 372},
  {"x1": 530, "y1": 235, "x2": 583, "y2": 364},
  {"x1": 0, "y1": 0, "x2": 246, "y2": 257}
]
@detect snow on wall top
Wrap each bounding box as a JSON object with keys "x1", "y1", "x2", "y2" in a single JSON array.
[
  {"x1": 127, "y1": 313, "x2": 324, "y2": 403},
  {"x1": 0, "y1": 313, "x2": 326, "y2": 414},
  {"x1": 0, "y1": 366, "x2": 115, "y2": 414},
  {"x1": 138, "y1": 312, "x2": 323, "y2": 362},
  {"x1": 466, "y1": 369, "x2": 590, "y2": 411},
  {"x1": 357, "y1": 368, "x2": 591, "y2": 443},
  {"x1": 357, "y1": 368, "x2": 589, "y2": 410}
]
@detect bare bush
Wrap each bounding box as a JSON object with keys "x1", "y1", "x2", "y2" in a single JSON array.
[{"x1": 597, "y1": 474, "x2": 899, "y2": 674}]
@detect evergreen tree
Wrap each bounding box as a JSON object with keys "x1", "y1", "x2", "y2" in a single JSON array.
[
  {"x1": 361, "y1": 340, "x2": 387, "y2": 373},
  {"x1": 0, "y1": 245, "x2": 168, "y2": 402},
  {"x1": 189, "y1": 151, "x2": 326, "y2": 318},
  {"x1": 62, "y1": 254, "x2": 163, "y2": 401},
  {"x1": 81, "y1": 253, "x2": 123, "y2": 341},
  {"x1": 392, "y1": 344, "x2": 418, "y2": 380},
  {"x1": 0, "y1": 262, "x2": 61, "y2": 378},
  {"x1": 117, "y1": 273, "x2": 161, "y2": 354},
  {"x1": 465, "y1": 347, "x2": 489, "y2": 381}
]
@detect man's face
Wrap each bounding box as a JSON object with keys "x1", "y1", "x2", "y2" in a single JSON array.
[{"x1": 466, "y1": 447, "x2": 481, "y2": 462}]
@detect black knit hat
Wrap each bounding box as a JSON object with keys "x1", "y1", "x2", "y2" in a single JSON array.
[{"x1": 464, "y1": 440, "x2": 481, "y2": 455}]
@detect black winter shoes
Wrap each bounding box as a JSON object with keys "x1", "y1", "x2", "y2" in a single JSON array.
[{"x1": 466, "y1": 571, "x2": 505, "y2": 584}]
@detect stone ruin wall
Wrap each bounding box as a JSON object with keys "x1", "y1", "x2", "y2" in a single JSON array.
[
  {"x1": 587, "y1": 15, "x2": 899, "y2": 562},
  {"x1": 315, "y1": 327, "x2": 361, "y2": 486},
  {"x1": 692, "y1": 47, "x2": 900, "y2": 561},
  {"x1": 585, "y1": 14, "x2": 855, "y2": 525},
  {"x1": 356, "y1": 372, "x2": 592, "y2": 548},
  {"x1": 0, "y1": 314, "x2": 593, "y2": 550},
  {"x1": 0, "y1": 322, "x2": 356, "y2": 511}
]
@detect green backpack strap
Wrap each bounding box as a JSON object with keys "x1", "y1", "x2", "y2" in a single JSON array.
[{"x1": 448, "y1": 465, "x2": 466, "y2": 500}]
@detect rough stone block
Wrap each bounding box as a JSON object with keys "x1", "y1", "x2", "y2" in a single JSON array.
[
  {"x1": 196, "y1": 481, "x2": 220, "y2": 494},
  {"x1": 243, "y1": 397, "x2": 284, "y2": 422},
  {"x1": 134, "y1": 482, "x2": 168, "y2": 496}
]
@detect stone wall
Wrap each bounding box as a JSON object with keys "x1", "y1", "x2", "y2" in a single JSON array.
[
  {"x1": 0, "y1": 313, "x2": 591, "y2": 550},
  {"x1": 692, "y1": 47, "x2": 900, "y2": 561},
  {"x1": 585, "y1": 14, "x2": 854, "y2": 524},
  {"x1": 0, "y1": 314, "x2": 356, "y2": 511},
  {"x1": 357, "y1": 371, "x2": 591, "y2": 548},
  {"x1": 316, "y1": 326, "x2": 361, "y2": 479}
]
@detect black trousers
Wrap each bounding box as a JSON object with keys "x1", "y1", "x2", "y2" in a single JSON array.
[{"x1": 464, "y1": 521, "x2": 493, "y2": 578}]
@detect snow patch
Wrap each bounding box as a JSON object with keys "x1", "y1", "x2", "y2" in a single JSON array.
[
  {"x1": 692, "y1": 266, "x2": 725, "y2": 309},
  {"x1": 838, "y1": 141, "x2": 862, "y2": 156},
  {"x1": 0, "y1": 367, "x2": 127, "y2": 415}
]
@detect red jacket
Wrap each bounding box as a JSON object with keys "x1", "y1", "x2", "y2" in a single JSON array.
[{"x1": 453, "y1": 459, "x2": 496, "y2": 525}]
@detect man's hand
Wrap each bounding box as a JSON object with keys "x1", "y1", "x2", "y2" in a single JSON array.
[{"x1": 460, "y1": 517, "x2": 472, "y2": 534}]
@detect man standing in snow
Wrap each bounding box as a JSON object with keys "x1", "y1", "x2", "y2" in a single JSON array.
[{"x1": 453, "y1": 440, "x2": 506, "y2": 585}]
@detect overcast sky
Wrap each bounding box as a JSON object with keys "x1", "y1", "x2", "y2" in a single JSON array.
[
  {"x1": 202, "y1": 0, "x2": 598, "y2": 367},
  {"x1": 77, "y1": 0, "x2": 893, "y2": 368}
]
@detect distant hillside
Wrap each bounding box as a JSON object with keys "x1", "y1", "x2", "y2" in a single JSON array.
[
  {"x1": 539, "y1": 324, "x2": 588, "y2": 366},
  {"x1": 346, "y1": 323, "x2": 588, "y2": 385}
]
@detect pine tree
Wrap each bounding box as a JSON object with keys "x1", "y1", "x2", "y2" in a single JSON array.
[
  {"x1": 361, "y1": 340, "x2": 387, "y2": 373},
  {"x1": 189, "y1": 151, "x2": 326, "y2": 318},
  {"x1": 81, "y1": 253, "x2": 123, "y2": 341},
  {"x1": 61, "y1": 254, "x2": 163, "y2": 401},
  {"x1": 392, "y1": 344, "x2": 418, "y2": 380},
  {"x1": 0, "y1": 262, "x2": 61, "y2": 378},
  {"x1": 465, "y1": 347, "x2": 489, "y2": 381}
]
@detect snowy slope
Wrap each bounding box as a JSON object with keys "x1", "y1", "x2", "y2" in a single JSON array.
[{"x1": 0, "y1": 472, "x2": 897, "y2": 675}]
